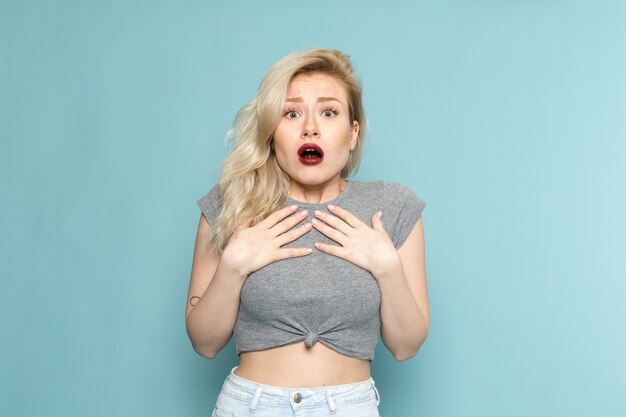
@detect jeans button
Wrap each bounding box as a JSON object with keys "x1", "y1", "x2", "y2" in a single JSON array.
[{"x1": 293, "y1": 392, "x2": 302, "y2": 403}]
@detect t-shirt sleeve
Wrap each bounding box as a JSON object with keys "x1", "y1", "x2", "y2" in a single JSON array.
[
  {"x1": 196, "y1": 183, "x2": 221, "y2": 225},
  {"x1": 385, "y1": 182, "x2": 426, "y2": 249}
]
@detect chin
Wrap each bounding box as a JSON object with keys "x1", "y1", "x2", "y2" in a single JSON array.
[
  {"x1": 280, "y1": 160, "x2": 343, "y2": 186},
  {"x1": 301, "y1": 175, "x2": 342, "y2": 189},
  {"x1": 292, "y1": 175, "x2": 328, "y2": 186}
]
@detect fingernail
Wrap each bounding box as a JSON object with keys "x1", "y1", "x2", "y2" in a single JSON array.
[
  {"x1": 378, "y1": 211, "x2": 382, "y2": 218},
  {"x1": 315, "y1": 210, "x2": 322, "y2": 216},
  {"x1": 328, "y1": 204, "x2": 335, "y2": 211}
]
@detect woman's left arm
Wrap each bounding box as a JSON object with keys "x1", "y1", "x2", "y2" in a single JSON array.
[
  {"x1": 376, "y1": 217, "x2": 429, "y2": 361},
  {"x1": 311, "y1": 205, "x2": 429, "y2": 361}
]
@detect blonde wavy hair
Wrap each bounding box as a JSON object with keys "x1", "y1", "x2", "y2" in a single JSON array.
[{"x1": 206, "y1": 48, "x2": 367, "y2": 253}]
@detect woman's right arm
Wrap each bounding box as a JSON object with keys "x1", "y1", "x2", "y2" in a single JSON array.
[
  {"x1": 185, "y1": 204, "x2": 312, "y2": 359},
  {"x1": 185, "y1": 215, "x2": 246, "y2": 359}
]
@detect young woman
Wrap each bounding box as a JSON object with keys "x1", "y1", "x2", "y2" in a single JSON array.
[{"x1": 186, "y1": 48, "x2": 429, "y2": 417}]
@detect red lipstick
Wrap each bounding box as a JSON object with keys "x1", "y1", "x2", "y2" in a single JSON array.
[{"x1": 297, "y1": 143, "x2": 324, "y2": 165}]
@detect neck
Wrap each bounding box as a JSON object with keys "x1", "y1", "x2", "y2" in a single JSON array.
[{"x1": 289, "y1": 177, "x2": 347, "y2": 204}]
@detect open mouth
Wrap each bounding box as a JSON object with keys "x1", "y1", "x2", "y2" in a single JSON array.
[{"x1": 297, "y1": 143, "x2": 324, "y2": 165}]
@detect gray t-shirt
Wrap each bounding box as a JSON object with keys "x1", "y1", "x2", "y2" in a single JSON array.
[{"x1": 196, "y1": 179, "x2": 426, "y2": 361}]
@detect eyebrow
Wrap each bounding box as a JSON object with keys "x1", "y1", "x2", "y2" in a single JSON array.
[{"x1": 285, "y1": 96, "x2": 343, "y2": 104}]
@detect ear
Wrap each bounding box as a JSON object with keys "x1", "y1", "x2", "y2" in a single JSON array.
[{"x1": 349, "y1": 120, "x2": 359, "y2": 150}]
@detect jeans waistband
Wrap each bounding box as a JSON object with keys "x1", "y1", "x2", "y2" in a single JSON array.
[{"x1": 221, "y1": 365, "x2": 381, "y2": 411}]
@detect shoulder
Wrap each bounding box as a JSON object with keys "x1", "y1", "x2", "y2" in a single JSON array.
[
  {"x1": 196, "y1": 183, "x2": 222, "y2": 224},
  {"x1": 347, "y1": 179, "x2": 385, "y2": 196},
  {"x1": 381, "y1": 181, "x2": 426, "y2": 209},
  {"x1": 197, "y1": 183, "x2": 220, "y2": 205},
  {"x1": 375, "y1": 180, "x2": 427, "y2": 249},
  {"x1": 347, "y1": 180, "x2": 424, "y2": 206}
]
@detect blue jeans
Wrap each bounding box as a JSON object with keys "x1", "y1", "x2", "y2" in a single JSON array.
[{"x1": 212, "y1": 365, "x2": 381, "y2": 417}]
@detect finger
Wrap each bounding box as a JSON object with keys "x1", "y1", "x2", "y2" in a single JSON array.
[
  {"x1": 313, "y1": 209, "x2": 352, "y2": 235},
  {"x1": 371, "y1": 211, "x2": 384, "y2": 232},
  {"x1": 314, "y1": 241, "x2": 345, "y2": 259},
  {"x1": 311, "y1": 218, "x2": 347, "y2": 245},
  {"x1": 277, "y1": 221, "x2": 313, "y2": 246},
  {"x1": 259, "y1": 204, "x2": 299, "y2": 229},
  {"x1": 327, "y1": 205, "x2": 363, "y2": 228},
  {"x1": 276, "y1": 247, "x2": 313, "y2": 260},
  {"x1": 270, "y1": 209, "x2": 309, "y2": 237}
]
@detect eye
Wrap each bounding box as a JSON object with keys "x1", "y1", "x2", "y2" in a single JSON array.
[
  {"x1": 284, "y1": 108, "x2": 299, "y2": 119},
  {"x1": 322, "y1": 108, "x2": 338, "y2": 118}
]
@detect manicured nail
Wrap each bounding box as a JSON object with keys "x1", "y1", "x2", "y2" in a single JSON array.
[
  {"x1": 328, "y1": 204, "x2": 335, "y2": 211},
  {"x1": 378, "y1": 211, "x2": 382, "y2": 218}
]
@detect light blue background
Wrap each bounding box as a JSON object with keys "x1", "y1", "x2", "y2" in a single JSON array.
[{"x1": 2, "y1": 1, "x2": 625, "y2": 416}]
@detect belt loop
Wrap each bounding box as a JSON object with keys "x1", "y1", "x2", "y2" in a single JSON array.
[
  {"x1": 371, "y1": 379, "x2": 381, "y2": 406},
  {"x1": 228, "y1": 365, "x2": 237, "y2": 382},
  {"x1": 326, "y1": 389, "x2": 337, "y2": 413},
  {"x1": 249, "y1": 385, "x2": 264, "y2": 412}
]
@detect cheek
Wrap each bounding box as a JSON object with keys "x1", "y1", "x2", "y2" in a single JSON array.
[
  {"x1": 272, "y1": 139, "x2": 292, "y2": 168},
  {"x1": 272, "y1": 126, "x2": 293, "y2": 151},
  {"x1": 274, "y1": 137, "x2": 287, "y2": 154},
  {"x1": 271, "y1": 129, "x2": 287, "y2": 152},
  {"x1": 334, "y1": 127, "x2": 354, "y2": 151},
  {"x1": 326, "y1": 145, "x2": 352, "y2": 167}
]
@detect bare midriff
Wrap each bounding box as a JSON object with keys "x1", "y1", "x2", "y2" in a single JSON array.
[{"x1": 234, "y1": 340, "x2": 371, "y2": 388}]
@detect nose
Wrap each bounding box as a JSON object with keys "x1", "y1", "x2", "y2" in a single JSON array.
[{"x1": 301, "y1": 114, "x2": 320, "y2": 138}]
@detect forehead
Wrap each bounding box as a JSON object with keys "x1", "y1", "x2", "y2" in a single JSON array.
[{"x1": 287, "y1": 72, "x2": 348, "y2": 100}]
